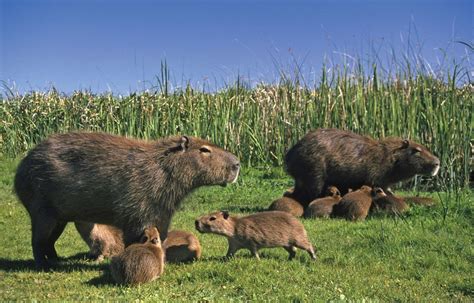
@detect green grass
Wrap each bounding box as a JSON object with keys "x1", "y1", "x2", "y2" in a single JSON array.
[{"x1": 0, "y1": 158, "x2": 472, "y2": 301}]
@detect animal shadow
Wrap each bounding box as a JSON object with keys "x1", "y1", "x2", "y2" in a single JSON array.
[
  {"x1": 0, "y1": 254, "x2": 107, "y2": 273},
  {"x1": 224, "y1": 205, "x2": 267, "y2": 213}
]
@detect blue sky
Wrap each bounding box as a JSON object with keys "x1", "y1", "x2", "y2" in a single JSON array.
[{"x1": 1, "y1": 0, "x2": 472, "y2": 93}]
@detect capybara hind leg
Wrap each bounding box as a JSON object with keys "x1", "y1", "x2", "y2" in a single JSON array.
[
  {"x1": 45, "y1": 221, "x2": 67, "y2": 260},
  {"x1": 285, "y1": 246, "x2": 297, "y2": 260},
  {"x1": 31, "y1": 209, "x2": 62, "y2": 270}
]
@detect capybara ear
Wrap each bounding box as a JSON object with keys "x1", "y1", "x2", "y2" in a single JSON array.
[
  {"x1": 180, "y1": 136, "x2": 190, "y2": 151},
  {"x1": 401, "y1": 139, "x2": 410, "y2": 149},
  {"x1": 222, "y1": 210, "x2": 230, "y2": 219}
]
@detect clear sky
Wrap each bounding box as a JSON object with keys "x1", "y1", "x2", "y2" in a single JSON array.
[{"x1": 1, "y1": 0, "x2": 472, "y2": 93}]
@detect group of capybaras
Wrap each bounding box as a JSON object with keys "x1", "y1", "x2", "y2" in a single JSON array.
[{"x1": 13, "y1": 128, "x2": 440, "y2": 285}]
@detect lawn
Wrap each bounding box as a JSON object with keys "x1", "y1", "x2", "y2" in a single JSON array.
[{"x1": 0, "y1": 158, "x2": 472, "y2": 301}]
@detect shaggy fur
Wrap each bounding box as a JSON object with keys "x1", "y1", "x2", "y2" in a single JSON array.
[
  {"x1": 74, "y1": 222, "x2": 124, "y2": 261},
  {"x1": 304, "y1": 186, "x2": 342, "y2": 218},
  {"x1": 332, "y1": 186, "x2": 387, "y2": 221},
  {"x1": 162, "y1": 230, "x2": 202, "y2": 263},
  {"x1": 267, "y1": 197, "x2": 304, "y2": 217}
]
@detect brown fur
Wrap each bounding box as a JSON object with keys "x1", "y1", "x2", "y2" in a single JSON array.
[
  {"x1": 74, "y1": 222, "x2": 124, "y2": 261},
  {"x1": 404, "y1": 196, "x2": 436, "y2": 206},
  {"x1": 14, "y1": 132, "x2": 239, "y2": 270},
  {"x1": 110, "y1": 227, "x2": 164, "y2": 286},
  {"x1": 333, "y1": 186, "x2": 387, "y2": 221},
  {"x1": 285, "y1": 128, "x2": 440, "y2": 205},
  {"x1": 195, "y1": 210, "x2": 317, "y2": 260},
  {"x1": 370, "y1": 194, "x2": 409, "y2": 215},
  {"x1": 304, "y1": 186, "x2": 342, "y2": 218},
  {"x1": 268, "y1": 197, "x2": 304, "y2": 217},
  {"x1": 162, "y1": 230, "x2": 201, "y2": 263}
]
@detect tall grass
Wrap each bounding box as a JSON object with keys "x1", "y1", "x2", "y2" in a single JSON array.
[{"x1": 0, "y1": 62, "x2": 472, "y2": 191}]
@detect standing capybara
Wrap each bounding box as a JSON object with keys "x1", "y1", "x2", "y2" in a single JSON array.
[
  {"x1": 195, "y1": 210, "x2": 317, "y2": 260},
  {"x1": 332, "y1": 186, "x2": 387, "y2": 221},
  {"x1": 74, "y1": 222, "x2": 124, "y2": 261},
  {"x1": 268, "y1": 196, "x2": 304, "y2": 217},
  {"x1": 284, "y1": 128, "x2": 440, "y2": 205},
  {"x1": 110, "y1": 227, "x2": 164, "y2": 286},
  {"x1": 14, "y1": 132, "x2": 240, "y2": 270},
  {"x1": 162, "y1": 230, "x2": 202, "y2": 263},
  {"x1": 304, "y1": 186, "x2": 342, "y2": 218}
]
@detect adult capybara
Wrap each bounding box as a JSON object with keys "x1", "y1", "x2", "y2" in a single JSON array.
[
  {"x1": 304, "y1": 186, "x2": 342, "y2": 219},
  {"x1": 268, "y1": 196, "x2": 304, "y2": 217},
  {"x1": 110, "y1": 227, "x2": 164, "y2": 286},
  {"x1": 332, "y1": 186, "x2": 387, "y2": 221},
  {"x1": 285, "y1": 128, "x2": 440, "y2": 205},
  {"x1": 162, "y1": 230, "x2": 202, "y2": 263},
  {"x1": 14, "y1": 132, "x2": 240, "y2": 270},
  {"x1": 74, "y1": 222, "x2": 124, "y2": 261},
  {"x1": 195, "y1": 210, "x2": 317, "y2": 260}
]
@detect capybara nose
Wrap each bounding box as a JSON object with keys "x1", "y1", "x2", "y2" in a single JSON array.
[
  {"x1": 194, "y1": 220, "x2": 200, "y2": 230},
  {"x1": 232, "y1": 162, "x2": 240, "y2": 171}
]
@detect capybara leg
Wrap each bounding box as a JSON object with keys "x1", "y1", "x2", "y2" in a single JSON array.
[
  {"x1": 31, "y1": 209, "x2": 62, "y2": 270},
  {"x1": 45, "y1": 221, "x2": 67, "y2": 260},
  {"x1": 285, "y1": 246, "x2": 297, "y2": 260},
  {"x1": 249, "y1": 245, "x2": 260, "y2": 260},
  {"x1": 295, "y1": 240, "x2": 317, "y2": 260},
  {"x1": 225, "y1": 239, "x2": 238, "y2": 258}
]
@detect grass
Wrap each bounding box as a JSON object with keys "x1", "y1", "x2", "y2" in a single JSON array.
[{"x1": 0, "y1": 158, "x2": 472, "y2": 301}]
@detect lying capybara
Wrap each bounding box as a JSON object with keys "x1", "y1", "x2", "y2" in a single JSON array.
[
  {"x1": 333, "y1": 186, "x2": 387, "y2": 221},
  {"x1": 162, "y1": 230, "x2": 201, "y2": 263},
  {"x1": 74, "y1": 222, "x2": 124, "y2": 261},
  {"x1": 404, "y1": 196, "x2": 436, "y2": 206},
  {"x1": 195, "y1": 210, "x2": 317, "y2": 260},
  {"x1": 284, "y1": 128, "x2": 440, "y2": 205},
  {"x1": 110, "y1": 227, "x2": 164, "y2": 286},
  {"x1": 370, "y1": 194, "x2": 409, "y2": 215},
  {"x1": 268, "y1": 196, "x2": 304, "y2": 217},
  {"x1": 304, "y1": 186, "x2": 342, "y2": 218},
  {"x1": 14, "y1": 132, "x2": 240, "y2": 270}
]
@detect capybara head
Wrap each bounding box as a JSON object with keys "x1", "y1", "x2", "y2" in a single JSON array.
[
  {"x1": 195, "y1": 211, "x2": 233, "y2": 236},
  {"x1": 389, "y1": 139, "x2": 440, "y2": 177},
  {"x1": 140, "y1": 227, "x2": 161, "y2": 245},
  {"x1": 325, "y1": 186, "x2": 341, "y2": 197},
  {"x1": 164, "y1": 136, "x2": 240, "y2": 187},
  {"x1": 371, "y1": 187, "x2": 387, "y2": 199}
]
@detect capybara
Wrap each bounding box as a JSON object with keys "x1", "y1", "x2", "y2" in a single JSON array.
[
  {"x1": 370, "y1": 194, "x2": 409, "y2": 215},
  {"x1": 333, "y1": 186, "x2": 387, "y2": 221},
  {"x1": 304, "y1": 186, "x2": 342, "y2": 218},
  {"x1": 268, "y1": 196, "x2": 304, "y2": 217},
  {"x1": 110, "y1": 227, "x2": 164, "y2": 286},
  {"x1": 162, "y1": 230, "x2": 202, "y2": 263},
  {"x1": 74, "y1": 222, "x2": 124, "y2": 261},
  {"x1": 195, "y1": 210, "x2": 317, "y2": 260},
  {"x1": 284, "y1": 128, "x2": 440, "y2": 205},
  {"x1": 404, "y1": 196, "x2": 436, "y2": 206},
  {"x1": 14, "y1": 132, "x2": 240, "y2": 270}
]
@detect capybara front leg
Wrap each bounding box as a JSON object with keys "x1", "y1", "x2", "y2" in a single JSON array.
[
  {"x1": 285, "y1": 246, "x2": 297, "y2": 260},
  {"x1": 225, "y1": 239, "x2": 239, "y2": 258}
]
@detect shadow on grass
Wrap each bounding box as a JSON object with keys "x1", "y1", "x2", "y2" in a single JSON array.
[
  {"x1": 0, "y1": 253, "x2": 108, "y2": 273},
  {"x1": 86, "y1": 271, "x2": 115, "y2": 286},
  {"x1": 223, "y1": 205, "x2": 267, "y2": 213}
]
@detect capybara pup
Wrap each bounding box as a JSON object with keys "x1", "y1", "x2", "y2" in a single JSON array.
[
  {"x1": 110, "y1": 227, "x2": 164, "y2": 286},
  {"x1": 195, "y1": 210, "x2": 317, "y2": 260},
  {"x1": 74, "y1": 222, "x2": 124, "y2": 261},
  {"x1": 268, "y1": 196, "x2": 304, "y2": 217},
  {"x1": 162, "y1": 230, "x2": 202, "y2": 263},
  {"x1": 285, "y1": 128, "x2": 440, "y2": 205},
  {"x1": 14, "y1": 132, "x2": 240, "y2": 270},
  {"x1": 370, "y1": 194, "x2": 409, "y2": 215},
  {"x1": 333, "y1": 186, "x2": 387, "y2": 221},
  {"x1": 304, "y1": 186, "x2": 342, "y2": 218}
]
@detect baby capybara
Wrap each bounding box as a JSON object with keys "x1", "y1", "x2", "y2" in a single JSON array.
[
  {"x1": 110, "y1": 227, "x2": 164, "y2": 286},
  {"x1": 195, "y1": 211, "x2": 317, "y2": 260},
  {"x1": 370, "y1": 194, "x2": 409, "y2": 215},
  {"x1": 14, "y1": 132, "x2": 240, "y2": 270},
  {"x1": 74, "y1": 222, "x2": 124, "y2": 261},
  {"x1": 285, "y1": 128, "x2": 440, "y2": 205},
  {"x1": 304, "y1": 186, "x2": 342, "y2": 219},
  {"x1": 268, "y1": 196, "x2": 304, "y2": 217},
  {"x1": 162, "y1": 230, "x2": 202, "y2": 263},
  {"x1": 332, "y1": 186, "x2": 387, "y2": 221}
]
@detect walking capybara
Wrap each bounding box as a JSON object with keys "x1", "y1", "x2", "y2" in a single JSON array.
[
  {"x1": 74, "y1": 222, "x2": 124, "y2": 261},
  {"x1": 304, "y1": 186, "x2": 342, "y2": 218},
  {"x1": 162, "y1": 230, "x2": 202, "y2": 263},
  {"x1": 284, "y1": 128, "x2": 440, "y2": 205},
  {"x1": 332, "y1": 186, "x2": 387, "y2": 221},
  {"x1": 14, "y1": 132, "x2": 240, "y2": 270},
  {"x1": 110, "y1": 227, "x2": 164, "y2": 286},
  {"x1": 195, "y1": 210, "x2": 317, "y2": 260},
  {"x1": 268, "y1": 196, "x2": 304, "y2": 217}
]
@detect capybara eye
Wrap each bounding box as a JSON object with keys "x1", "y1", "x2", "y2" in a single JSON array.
[
  {"x1": 199, "y1": 146, "x2": 211, "y2": 153},
  {"x1": 142, "y1": 236, "x2": 149, "y2": 243},
  {"x1": 210, "y1": 217, "x2": 216, "y2": 221}
]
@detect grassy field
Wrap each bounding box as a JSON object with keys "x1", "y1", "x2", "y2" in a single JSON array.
[{"x1": 0, "y1": 158, "x2": 472, "y2": 301}]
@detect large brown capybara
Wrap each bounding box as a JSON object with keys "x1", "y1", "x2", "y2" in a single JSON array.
[
  {"x1": 14, "y1": 132, "x2": 240, "y2": 270},
  {"x1": 284, "y1": 128, "x2": 440, "y2": 205},
  {"x1": 195, "y1": 210, "x2": 317, "y2": 261},
  {"x1": 332, "y1": 186, "x2": 387, "y2": 221},
  {"x1": 162, "y1": 230, "x2": 202, "y2": 263},
  {"x1": 110, "y1": 227, "x2": 164, "y2": 286},
  {"x1": 74, "y1": 222, "x2": 124, "y2": 261}
]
